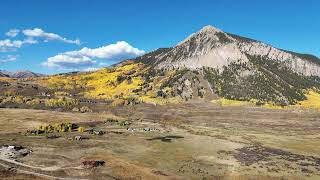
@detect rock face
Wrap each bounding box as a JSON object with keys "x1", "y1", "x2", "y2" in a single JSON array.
[{"x1": 150, "y1": 25, "x2": 320, "y2": 76}]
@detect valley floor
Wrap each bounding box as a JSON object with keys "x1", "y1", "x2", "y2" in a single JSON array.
[{"x1": 0, "y1": 103, "x2": 320, "y2": 179}]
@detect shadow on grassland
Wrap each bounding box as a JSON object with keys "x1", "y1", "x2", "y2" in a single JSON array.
[{"x1": 146, "y1": 135, "x2": 184, "y2": 142}]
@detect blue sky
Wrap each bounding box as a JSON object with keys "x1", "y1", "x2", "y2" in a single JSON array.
[{"x1": 0, "y1": 0, "x2": 319, "y2": 74}]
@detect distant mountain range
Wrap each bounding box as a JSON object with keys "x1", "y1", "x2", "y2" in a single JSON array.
[
  {"x1": 0, "y1": 72, "x2": 9, "y2": 77},
  {"x1": 0, "y1": 70, "x2": 45, "y2": 78}
]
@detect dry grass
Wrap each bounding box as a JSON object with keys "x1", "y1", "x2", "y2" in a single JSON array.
[{"x1": 0, "y1": 103, "x2": 320, "y2": 179}]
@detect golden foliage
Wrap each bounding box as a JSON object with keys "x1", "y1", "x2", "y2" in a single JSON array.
[
  {"x1": 26, "y1": 98, "x2": 41, "y2": 106},
  {"x1": 263, "y1": 90, "x2": 320, "y2": 110},
  {"x1": 77, "y1": 126, "x2": 86, "y2": 132},
  {"x1": 37, "y1": 123, "x2": 74, "y2": 133},
  {"x1": 296, "y1": 90, "x2": 320, "y2": 110},
  {"x1": 37, "y1": 63, "x2": 183, "y2": 105},
  {"x1": 44, "y1": 97, "x2": 78, "y2": 108},
  {"x1": 212, "y1": 90, "x2": 320, "y2": 111},
  {"x1": 138, "y1": 96, "x2": 181, "y2": 105},
  {"x1": 12, "y1": 96, "x2": 24, "y2": 104},
  {"x1": 40, "y1": 63, "x2": 144, "y2": 99},
  {"x1": 54, "y1": 91, "x2": 69, "y2": 96},
  {"x1": 1, "y1": 96, "x2": 25, "y2": 104},
  {"x1": 211, "y1": 98, "x2": 254, "y2": 106},
  {"x1": 79, "y1": 106, "x2": 92, "y2": 113}
]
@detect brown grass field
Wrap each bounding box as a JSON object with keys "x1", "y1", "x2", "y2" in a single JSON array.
[{"x1": 0, "y1": 102, "x2": 320, "y2": 179}]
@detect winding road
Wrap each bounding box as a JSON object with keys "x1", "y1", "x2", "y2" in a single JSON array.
[{"x1": 0, "y1": 157, "x2": 90, "y2": 180}]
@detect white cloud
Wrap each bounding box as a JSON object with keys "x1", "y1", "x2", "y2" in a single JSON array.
[
  {"x1": 6, "y1": 29, "x2": 20, "y2": 37},
  {"x1": 64, "y1": 41, "x2": 145, "y2": 59},
  {"x1": 23, "y1": 37, "x2": 38, "y2": 44},
  {"x1": 43, "y1": 41, "x2": 145, "y2": 69},
  {"x1": 1, "y1": 27, "x2": 79, "y2": 52},
  {"x1": 0, "y1": 55, "x2": 18, "y2": 63},
  {"x1": 22, "y1": 28, "x2": 80, "y2": 45},
  {"x1": 84, "y1": 67, "x2": 99, "y2": 72},
  {"x1": 98, "y1": 62, "x2": 109, "y2": 66},
  {"x1": 43, "y1": 54, "x2": 96, "y2": 69},
  {"x1": 0, "y1": 38, "x2": 38, "y2": 52}
]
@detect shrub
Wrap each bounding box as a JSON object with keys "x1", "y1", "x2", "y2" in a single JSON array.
[
  {"x1": 12, "y1": 96, "x2": 24, "y2": 104},
  {"x1": 123, "y1": 96, "x2": 140, "y2": 105},
  {"x1": 54, "y1": 91, "x2": 70, "y2": 96},
  {"x1": 117, "y1": 75, "x2": 127, "y2": 84},
  {"x1": 198, "y1": 89, "x2": 205, "y2": 98},
  {"x1": 77, "y1": 127, "x2": 86, "y2": 132},
  {"x1": 1, "y1": 96, "x2": 25, "y2": 104},
  {"x1": 26, "y1": 98, "x2": 41, "y2": 106},
  {"x1": 72, "y1": 107, "x2": 80, "y2": 112},
  {"x1": 106, "y1": 117, "x2": 118, "y2": 123},
  {"x1": 36, "y1": 123, "x2": 76, "y2": 133},
  {"x1": 117, "y1": 120, "x2": 131, "y2": 126},
  {"x1": 80, "y1": 106, "x2": 92, "y2": 113},
  {"x1": 0, "y1": 96, "x2": 4, "y2": 104},
  {"x1": 44, "y1": 97, "x2": 78, "y2": 108},
  {"x1": 4, "y1": 90, "x2": 17, "y2": 97}
]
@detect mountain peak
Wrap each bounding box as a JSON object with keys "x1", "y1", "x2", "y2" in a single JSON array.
[
  {"x1": 199, "y1": 25, "x2": 222, "y2": 33},
  {"x1": 144, "y1": 25, "x2": 320, "y2": 77},
  {"x1": 177, "y1": 25, "x2": 226, "y2": 46}
]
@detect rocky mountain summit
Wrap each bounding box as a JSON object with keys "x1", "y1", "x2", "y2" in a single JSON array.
[
  {"x1": 134, "y1": 25, "x2": 320, "y2": 105},
  {"x1": 143, "y1": 25, "x2": 320, "y2": 76}
]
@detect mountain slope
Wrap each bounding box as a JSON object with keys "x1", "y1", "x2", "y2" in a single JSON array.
[
  {"x1": 131, "y1": 25, "x2": 320, "y2": 105},
  {"x1": 0, "y1": 70, "x2": 44, "y2": 78}
]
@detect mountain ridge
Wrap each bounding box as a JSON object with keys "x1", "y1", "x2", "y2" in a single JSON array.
[{"x1": 0, "y1": 70, "x2": 45, "y2": 78}]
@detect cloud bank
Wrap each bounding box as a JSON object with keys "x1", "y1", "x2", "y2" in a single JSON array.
[
  {"x1": 0, "y1": 55, "x2": 18, "y2": 63},
  {"x1": 42, "y1": 41, "x2": 145, "y2": 70},
  {"x1": 1, "y1": 27, "x2": 80, "y2": 52},
  {"x1": 0, "y1": 38, "x2": 38, "y2": 52},
  {"x1": 22, "y1": 28, "x2": 80, "y2": 45},
  {"x1": 6, "y1": 29, "x2": 20, "y2": 37}
]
